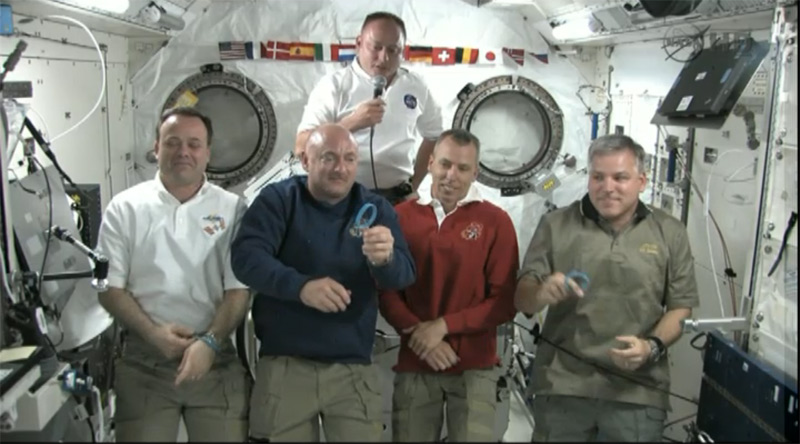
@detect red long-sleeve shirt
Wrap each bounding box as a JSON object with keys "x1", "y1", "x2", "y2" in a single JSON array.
[{"x1": 380, "y1": 198, "x2": 519, "y2": 373}]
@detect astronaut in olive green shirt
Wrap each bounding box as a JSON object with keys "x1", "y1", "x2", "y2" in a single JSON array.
[{"x1": 515, "y1": 134, "x2": 699, "y2": 442}]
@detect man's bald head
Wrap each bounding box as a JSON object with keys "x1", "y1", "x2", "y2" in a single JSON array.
[
  {"x1": 301, "y1": 123, "x2": 360, "y2": 205},
  {"x1": 305, "y1": 123, "x2": 358, "y2": 154}
]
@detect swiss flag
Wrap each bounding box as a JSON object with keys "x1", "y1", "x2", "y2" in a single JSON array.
[{"x1": 432, "y1": 47, "x2": 455, "y2": 65}]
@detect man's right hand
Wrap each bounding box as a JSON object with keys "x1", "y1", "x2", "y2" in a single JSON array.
[
  {"x1": 537, "y1": 272, "x2": 585, "y2": 306},
  {"x1": 424, "y1": 342, "x2": 459, "y2": 371},
  {"x1": 299, "y1": 277, "x2": 352, "y2": 313},
  {"x1": 148, "y1": 324, "x2": 195, "y2": 359},
  {"x1": 341, "y1": 98, "x2": 386, "y2": 132}
]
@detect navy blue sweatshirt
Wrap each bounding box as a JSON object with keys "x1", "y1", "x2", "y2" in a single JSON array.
[{"x1": 231, "y1": 176, "x2": 416, "y2": 364}]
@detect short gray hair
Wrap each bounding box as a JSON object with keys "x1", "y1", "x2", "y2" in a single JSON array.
[{"x1": 588, "y1": 134, "x2": 646, "y2": 173}]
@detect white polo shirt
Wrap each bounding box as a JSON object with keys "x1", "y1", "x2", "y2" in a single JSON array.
[
  {"x1": 97, "y1": 174, "x2": 248, "y2": 334},
  {"x1": 297, "y1": 58, "x2": 443, "y2": 189},
  {"x1": 417, "y1": 179, "x2": 484, "y2": 227}
]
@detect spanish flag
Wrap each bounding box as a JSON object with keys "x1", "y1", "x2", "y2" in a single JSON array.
[
  {"x1": 455, "y1": 47, "x2": 478, "y2": 64},
  {"x1": 289, "y1": 42, "x2": 316, "y2": 61}
]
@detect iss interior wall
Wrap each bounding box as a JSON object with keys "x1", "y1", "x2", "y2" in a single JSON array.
[
  {"x1": 1, "y1": 14, "x2": 132, "y2": 350},
  {"x1": 129, "y1": 1, "x2": 596, "y2": 440},
  {"x1": 596, "y1": 28, "x2": 776, "y2": 440},
  {"x1": 129, "y1": 0, "x2": 596, "y2": 264},
  {"x1": 2, "y1": 14, "x2": 134, "y2": 210}
]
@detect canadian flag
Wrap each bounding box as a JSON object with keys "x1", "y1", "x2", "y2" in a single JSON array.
[{"x1": 432, "y1": 47, "x2": 455, "y2": 65}]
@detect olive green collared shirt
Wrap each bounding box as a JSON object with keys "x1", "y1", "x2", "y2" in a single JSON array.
[{"x1": 519, "y1": 195, "x2": 700, "y2": 410}]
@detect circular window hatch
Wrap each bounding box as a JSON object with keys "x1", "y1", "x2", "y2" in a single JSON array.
[
  {"x1": 453, "y1": 75, "x2": 564, "y2": 196},
  {"x1": 159, "y1": 64, "x2": 278, "y2": 188}
]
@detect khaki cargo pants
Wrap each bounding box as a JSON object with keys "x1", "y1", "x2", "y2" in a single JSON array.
[
  {"x1": 113, "y1": 333, "x2": 250, "y2": 442},
  {"x1": 532, "y1": 395, "x2": 666, "y2": 442},
  {"x1": 392, "y1": 368, "x2": 499, "y2": 442},
  {"x1": 249, "y1": 355, "x2": 384, "y2": 442}
]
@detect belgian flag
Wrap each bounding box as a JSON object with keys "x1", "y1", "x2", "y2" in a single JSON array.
[{"x1": 455, "y1": 47, "x2": 479, "y2": 64}]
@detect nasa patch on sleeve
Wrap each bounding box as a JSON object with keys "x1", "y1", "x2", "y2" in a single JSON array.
[{"x1": 404, "y1": 94, "x2": 418, "y2": 109}]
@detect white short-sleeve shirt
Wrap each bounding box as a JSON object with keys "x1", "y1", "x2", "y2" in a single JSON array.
[
  {"x1": 97, "y1": 174, "x2": 248, "y2": 334},
  {"x1": 297, "y1": 59, "x2": 443, "y2": 189}
]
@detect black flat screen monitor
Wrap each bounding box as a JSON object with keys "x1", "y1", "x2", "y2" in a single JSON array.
[{"x1": 658, "y1": 38, "x2": 769, "y2": 118}]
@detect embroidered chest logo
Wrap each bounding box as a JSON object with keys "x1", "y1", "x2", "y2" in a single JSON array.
[
  {"x1": 639, "y1": 243, "x2": 659, "y2": 255},
  {"x1": 202, "y1": 214, "x2": 226, "y2": 235},
  {"x1": 404, "y1": 94, "x2": 418, "y2": 109},
  {"x1": 461, "y1": 222, "x2": 484, "y2": 241}
]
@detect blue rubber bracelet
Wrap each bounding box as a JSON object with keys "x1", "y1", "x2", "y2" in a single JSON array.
[
  {"x1": 564, "y1": 269, "x2": 590, "y2": 294},
  {"x1": 198, "y1": 334, "x2": 220, "y2": 353},
  {"x1": 354, "y1": 202, "x2": 378, "y2": 230}
]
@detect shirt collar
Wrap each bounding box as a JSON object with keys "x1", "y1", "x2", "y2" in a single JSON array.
[
  {"x1": 417, "y1": 182, "x2": 483, "y2": 208},
  {"x1": 579, "y1": 193, "x2": 651, "y2": 225},
  {"x1": 154, "y1": 171, "x2": 211, "y2": 203}
]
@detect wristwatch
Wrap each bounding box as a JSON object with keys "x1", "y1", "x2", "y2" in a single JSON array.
[{"x1": 646, "y1": 336, "x2": 666, "y2": 363}]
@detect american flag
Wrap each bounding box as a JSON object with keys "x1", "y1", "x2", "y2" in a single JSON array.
[{"x1": 219, "y1": 41, "x2": 247, "y2": 60}]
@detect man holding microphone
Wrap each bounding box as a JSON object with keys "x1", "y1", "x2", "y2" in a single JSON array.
[{"x1": 295, "y1": 11, "x2": 443, "y2": 204}]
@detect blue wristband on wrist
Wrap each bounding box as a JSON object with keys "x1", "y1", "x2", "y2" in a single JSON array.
[{"x1": 198, "y1": 333, "x2": 220, "y2": 353}]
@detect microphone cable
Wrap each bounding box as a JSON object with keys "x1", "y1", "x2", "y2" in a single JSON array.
[
  {"x1": 369, "y1": 75, "x2": 387, "y2": 191},
  {"x1": 515, "y1": 321, "x2": 699, "y2": 405},
  {"x1": 369, "y1": 126, "x2": 379, "y2": 190}
]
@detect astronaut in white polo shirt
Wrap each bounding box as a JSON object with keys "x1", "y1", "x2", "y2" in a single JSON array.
[
  {"x1": 97, "y1": 107, "x2": 251, "y2": 442},
  {"x1": 295, "y1": 11, "x2": 444, "y2": 204}
]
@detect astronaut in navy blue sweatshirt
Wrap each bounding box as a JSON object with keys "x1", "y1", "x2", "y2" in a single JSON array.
[{"x1": 231, "y1": 123, "x2": 416, "y2": 442}]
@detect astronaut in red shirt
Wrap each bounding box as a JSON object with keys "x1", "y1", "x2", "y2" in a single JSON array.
[{"x1": 380, "y1": 128, "x2": 519, "y2": 442}]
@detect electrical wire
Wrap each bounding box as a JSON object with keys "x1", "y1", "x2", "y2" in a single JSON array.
[
  {"x1": 30, "y1": 157, "x2": 65, "y2": 355},
  {"x1": 87, "y1": 416, "x2": 97, "y2": 443},
  {"x1": 661, "y1": 25, "x2": 709, "y2": 63},
  {"x1": 514, "y1": 322, "x2": 698, "y2": 405},
  {"x1": 32, "y1": 156, "x2": 52, "y2": 306},
  {"x1": 766, "y1": 211, "x2": 798, "y2": 277},
  {"x1": 706, "y1": 149, "x2": 751, "y2": 317},
  {"x1": 658, "y1": 126, "x2": 737, "y2": 317},
  {"x1": 26, "y1": 107, "x2": 51, "y2": 141},
  {"x1": 690, "y1": 332, "x2": 708, "y2": 351},
  {"x1": 369, "y1": 127, "x2": 379, "y2": 190},
  {"x1": 672, "y1": 153, "x2": 737, "y2": 310},
  {"x1": 723, "y1": 160, "x2": 757, "y2": 183},
  {"x1": 576, "y1": 85, "x2": 609, "y2": 114},
  {"x1": 665, "y1": 412, "x2": 697, "y2": 428},
  {"x1": 40, "y1": 15, "x2": 106, "y2": 144},
  {"x1": 7, "y1": 168, "x2": 38, "y2": 194}
]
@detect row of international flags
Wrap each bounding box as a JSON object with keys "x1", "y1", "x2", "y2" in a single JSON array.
[{"x1": 218, "y1": 41, "x2": 548, "y2": 66}]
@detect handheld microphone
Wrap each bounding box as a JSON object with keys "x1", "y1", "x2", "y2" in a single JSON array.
[{"x1": 372, "y1": 75, "x2": 387, "y2": 99}]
